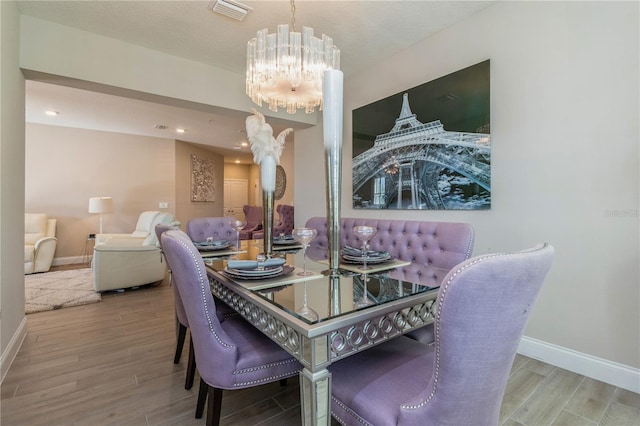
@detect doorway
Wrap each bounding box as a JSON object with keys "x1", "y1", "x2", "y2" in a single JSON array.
[{"x1": 224, "y1": 179, "x2": 248, "y2": 219}]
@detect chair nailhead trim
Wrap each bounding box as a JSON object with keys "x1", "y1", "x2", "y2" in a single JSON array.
[
  {"x1": 232, "y1": 368, "x2": 300, "y2": 388},
  {"x1": 400, "y1": 251, "x2": 511, "y2": 411},
  {"x1": 175, "y1": 237, "x2": 234, "y2": 349},
  {"x1": 331, "y1": 397, "x2": 371, "y2": 426}
]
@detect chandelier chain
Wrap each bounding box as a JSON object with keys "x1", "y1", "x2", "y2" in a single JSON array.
[{"x1": 290, "y1": 0, "x2": 296, "y2": 32}]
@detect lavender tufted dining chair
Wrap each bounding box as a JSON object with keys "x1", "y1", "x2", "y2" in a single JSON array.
[
  {"x1": 239, "y1": 205, "x2": 263, "y2": 240},
  {"x1": 253, "y1": 204, "x2": 295, "y2": 239},
  {"x1": 329, "y1": 243, "x2": 554, "y2": 426},
  {"x1": 156, "y1": 224, "x2": 237, "y2": 393},
  {"x1": 160, "y1": 229, "x2": 302, "y2": 426},
  {"x1": 155, "y1": 224, "x2": 197, "y2": 390}
]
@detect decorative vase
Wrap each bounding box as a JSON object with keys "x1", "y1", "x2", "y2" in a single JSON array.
[
  {"x1": 245, "y1": 109, "x2": 292, "y2": 258},
  {"x1": 261, "y1": 154, "x2": 277, "y2": 256},
  {"x1": 323, "y1": 69, "x2": 344, "y2": 275}
]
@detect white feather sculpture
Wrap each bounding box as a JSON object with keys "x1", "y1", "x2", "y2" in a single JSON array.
[
  {"x1": 245, "y1": 109, "x2": 293, "y2": 165},
  {"x1": 246, "y1": 109, "x2": 293, "y2": 192}
]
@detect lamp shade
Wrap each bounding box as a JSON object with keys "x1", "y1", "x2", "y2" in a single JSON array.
[{"x1": 88, "y1": 197, "x2": 114, "y2": 214}]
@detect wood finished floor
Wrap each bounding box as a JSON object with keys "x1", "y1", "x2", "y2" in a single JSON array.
[{"x1": 2, "y1": 266, "x2": 639, "y2": 426}]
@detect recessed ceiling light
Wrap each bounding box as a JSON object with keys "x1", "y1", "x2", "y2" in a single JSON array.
[
  {"x1": 176, "y1": 128, "x2": 186, "y2": 133},
  {"x1": 235, "y1": 159, "x2": 240, "y2": 164},
  {"x1": 45, "y1": 110, "x2": 59, "y2": 116},
  {"x1": 233, "y1": 146, "x2": 241, "y2": 150},
  {"x1": 240, "y1": 142, "x2": 248, "y2": 148}
]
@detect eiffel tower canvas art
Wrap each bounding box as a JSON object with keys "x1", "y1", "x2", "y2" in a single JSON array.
[{"x1": 352, "y1": 60, "x2": 490, "y2": 210}]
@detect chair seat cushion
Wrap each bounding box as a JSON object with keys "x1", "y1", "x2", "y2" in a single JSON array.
[
  {"x1": 329, "y1": 336, "x2": 434, "y2": 426},
  {"x1": 220, "y1": 316, "x2": 301, "y2": 387}
]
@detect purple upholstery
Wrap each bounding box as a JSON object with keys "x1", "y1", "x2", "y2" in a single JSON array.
[
  {"x1": 186, "y1": 217, "x2": 236, "y2": 243},
  {"x1": 239, "y1": 205, "x2": 263, "y2": 240},
  {"x1": 329, "y1": 243, "x2": 554, "y2": 426},
  {"x1": 155, "y1": 224, "x2": 197, "y2": 390},
  {"x1": 304, "y1": 217, "x2": 474, "y2": 269},
  {"x1": 253, "y1": 204, "x2": 295, "y2": 239},
  {"x1": 160, "y1": 229, "x2": 301, "y2": 425},
  {"x1": 156, "y1": 224, "x2": 235, "y2": 394},
  {"x1": 155, "y1": 224, "x2": 184, "y2": 326}
]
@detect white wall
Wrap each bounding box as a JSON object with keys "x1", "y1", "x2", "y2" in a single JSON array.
[
  {"x1": 19, "y1": 15, "x2": 316, "y2": 128},
  {"x1": 0, "y1": 0, "x2": 27, "y2": 382},
  {"x1": 26, "y1": 124, "x2": 176, "y2": 262},
  {"x1": 295, "y1": 1, "x2": 639, "y2": 387}
]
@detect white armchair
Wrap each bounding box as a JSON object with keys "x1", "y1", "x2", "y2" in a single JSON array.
[
  {"x1": 25, "y1": 213, "x2": 57, "y2": 274},
  {"x1": 93, "y1": 211, "x2": 179, "y2": 292}
]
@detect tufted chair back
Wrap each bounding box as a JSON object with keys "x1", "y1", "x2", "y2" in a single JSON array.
[
  {"x1": 253, "y1": 204, "x2": 295, "y2": 239},
  {"x1": 305, "y1": 217, "x2": 474, "y2": 273},
  {"x1": 274, "y1": 204, "x2": 294, "y2": 236},
  {"x1": 186, "y1": 217, "x2": 237, "y2": 243},
  {"x1": 239, "y1": 205, "x2": 263, "y2": 240},
  {"x1": 155, "y1": 224, "x2": 187, "y2": 326}
]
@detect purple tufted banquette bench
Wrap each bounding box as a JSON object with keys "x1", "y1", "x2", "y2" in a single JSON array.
[
  {"x1": 305, "y1": 217, "x2": 474, "y2": 287},
  {"x1": 186, "y1": 217, "x2": 237, "y2": 243}
]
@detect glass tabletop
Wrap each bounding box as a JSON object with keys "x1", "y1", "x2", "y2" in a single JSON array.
[
  {"x1": 251, "y1": 271, "x2": 436, "y2": 324},
  {"x1": 205, "y1": 242, "x2": 439, "y2": 326}
]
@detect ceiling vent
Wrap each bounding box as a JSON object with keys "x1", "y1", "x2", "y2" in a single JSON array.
[{"x1": 208, "y1": 0, "x2": 252, "y2": 21}]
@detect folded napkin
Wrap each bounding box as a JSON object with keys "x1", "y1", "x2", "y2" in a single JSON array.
[{"x1": 227, "y1": 258, "x2": 285, "y2": 270}]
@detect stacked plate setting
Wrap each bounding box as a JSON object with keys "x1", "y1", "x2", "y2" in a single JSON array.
[
  {"x1": 222, "y1": 258, "x2": 293, "y2": 280},
  {"x1": 223, "y1": 266, "x2": 285, "y2": 280},
  {"x1": 194, "y1": 240, "x2": 232, "y2": 251},
  {"x1": 341, "y1": 246, "x2": 392, "y2": 265},
  {"x1": 273, "y1": 235, "x2": 296, "y2": 245}
]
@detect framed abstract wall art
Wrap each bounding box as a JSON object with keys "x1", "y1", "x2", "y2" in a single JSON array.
[
  {"x1": 352, "y1": 60, "x2": 491, "y2": 210},
  {"x1": 191, "y1": 154, "x2": 215, "y2": 202}
]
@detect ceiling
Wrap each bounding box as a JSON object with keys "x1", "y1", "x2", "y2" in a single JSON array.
[{"x1": 19, "y1": 0, "x2": 495, "y2": 163}]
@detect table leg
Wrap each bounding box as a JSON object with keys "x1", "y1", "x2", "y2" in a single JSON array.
[{"x1": 299, "y1": 367, "x2": 331, "y2": 426}]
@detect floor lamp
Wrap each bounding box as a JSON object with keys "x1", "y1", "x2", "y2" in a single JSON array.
[{"x1": 88, "y1": 197, "x2": 114, "y2": 234}]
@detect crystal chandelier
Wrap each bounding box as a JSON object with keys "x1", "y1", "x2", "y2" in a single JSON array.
[{"x1": 245, "y1": 0, "x2": 340, "y2": 114}]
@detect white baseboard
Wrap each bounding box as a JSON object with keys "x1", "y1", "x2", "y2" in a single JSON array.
[
  {"x1": 0, "y1": 315, "x2": 28, "y2": 385},
  {"x1": 52, "y1": 255, "x2": 92, "y2": 266},
  {"x1": 518, "y1": 336, "x2": 640, "y2": 394}
]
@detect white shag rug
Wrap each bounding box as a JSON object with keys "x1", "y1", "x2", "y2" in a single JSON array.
[{"x1": 25, "y1": 268, "x2": 101, "y2": 314}]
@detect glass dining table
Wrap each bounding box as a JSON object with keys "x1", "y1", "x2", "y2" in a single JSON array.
[{"x1": 203, "y1": 240, "x2": 440, "y2": 426}]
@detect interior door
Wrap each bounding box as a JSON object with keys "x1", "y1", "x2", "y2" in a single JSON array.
[{"x1": 224, "y1": 179, "x2": 248, "y2": 219}]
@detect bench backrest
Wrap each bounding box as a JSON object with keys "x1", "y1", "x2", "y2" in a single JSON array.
[{"x1": 304, "y1": 217, "x2": 474, "y2": 272}]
